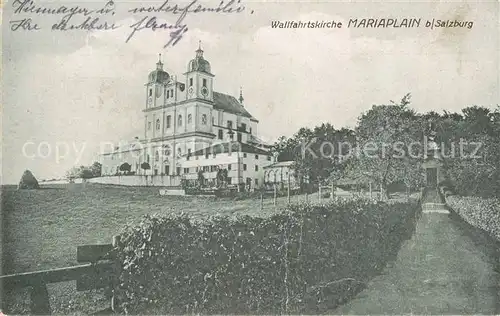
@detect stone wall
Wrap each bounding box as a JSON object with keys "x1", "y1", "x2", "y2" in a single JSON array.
[{"x1": 87, "y1": 175, "x2": 182, "y2": 187}]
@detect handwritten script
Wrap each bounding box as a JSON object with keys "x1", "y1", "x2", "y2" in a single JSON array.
[{"x1": 9, "y1": 0, "x2": 253, "y2": 48}]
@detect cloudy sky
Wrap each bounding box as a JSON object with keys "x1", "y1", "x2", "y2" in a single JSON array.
[{"x1": 2, "y1": 0, "x2": 499, "y2": 184}]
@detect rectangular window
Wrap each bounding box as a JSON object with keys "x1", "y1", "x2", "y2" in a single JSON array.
[
  {"x1": 167, "y1": 90, "x2": 170, "y2": 98},
  {"x1": 255, "y1": 179, "x2": 259, "y2": 185},
  {"x1": 218, "y1": 129, "x2": 223, "y2": 140},
  {"x1": 227, "y1": 177, "x2": 232, "y2": 184},
  {"x1": 149, "y1": 89, "x2": 152, "y2": 96},
  {"x1": 237, "y1": 133, "x2": 242, "y2": 142},
  {"x1": 205, "y1": 153, "x2": 209, "y2": 159},
  {"x1": 189, "y1": 78, "x2": 193, "y2": 86},
  {"x1": 165, "y1": 165, "x2": 170, "y2": 175},
  {"x1": 243, "y1": 164, "x2": 247, "y2": 171},
  {"x1": 241, "y1": 123, "x2": 246, "y2": 131},
  {"x1": 227, "y1": 120, "x2": 233, "y2": 129},
  {"x1": 250, "y1": 127, "x2": 252, "y2": 134},
  {"x1": 176, "y1": 167, "x2": 181, "y2": 175},
  {"x1": 255, "y1": 154, "x2": 259, "y2": 160},
  {"x1": 171, "y1": 89, "x2": 174, "y2": 96},
  {"x1": 166, "y1": 115, "x2": 171, "y2": 128},
  {"x1": 184, "y1": 168, "x2": 189, "y2": 174},
  {"x1": 255, "y1": 165, "x2": 259, "y2": 171},
  {"x1": 202, "y1": 78, "x2": 207, "y2": 87},
  {"x1": 148, "y1": 122, "x2": 152, "y2": 130},
  {"x1": 228, "y1": 164, "x2": 232, "y2": 170},
  {"x1": 243, "y1": 153, "x2": 247, "y2": 158}
]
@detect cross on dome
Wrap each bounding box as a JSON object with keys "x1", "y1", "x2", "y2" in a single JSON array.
[{"x1": 156, "y1": 53, "x2": 163, "y2": 70}]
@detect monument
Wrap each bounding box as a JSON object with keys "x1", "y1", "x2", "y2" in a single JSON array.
[{"x1": 422, "y1": 122, "x2": 445, "y2": 188}]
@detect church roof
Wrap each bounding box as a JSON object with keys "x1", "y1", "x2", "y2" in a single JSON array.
[
  {"x1": 213, "y1": 92, "x2": 258, "y2": 122},
  {"x1": 189, "y1": 141, "x2": 270, "y2": 156}
]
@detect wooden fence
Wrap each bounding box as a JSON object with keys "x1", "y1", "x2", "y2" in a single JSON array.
[
  {"x1": 259, "y1": 183, "x2": 337, "y2": 209},
  {"x1": 0, "y1": 236, "x2": 121, "y2": 315}
]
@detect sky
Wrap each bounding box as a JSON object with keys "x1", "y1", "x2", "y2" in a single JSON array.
[{"x1": 2, "y1": 0, "x2": 499, "y2": 184}]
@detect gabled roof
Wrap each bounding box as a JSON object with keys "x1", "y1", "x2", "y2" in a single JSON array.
[
  {"x1": 213, "y1": 92, "x2": 258, "y2": 121},
  {"x1": 190, "y1": 141, "x2": 270, "y2": 156}
]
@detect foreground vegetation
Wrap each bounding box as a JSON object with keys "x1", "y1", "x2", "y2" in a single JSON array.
[
  {"x1": 446, "y1": 195, "x2": 500, "y2": 241},
  {"x1": 114, "y1": 198, "x2": 419, "y2": 314}
]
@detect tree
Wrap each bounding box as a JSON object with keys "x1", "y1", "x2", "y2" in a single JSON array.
[
  {"x1": 271, "y1": 124, "x2": 355, "y2": 189},
  {"x1": 343, "y1": 93, "x2": 423, "y2": 198},
  {"x1": 216, "y1": 169, "x2": 228, "y2": 188},
  {"x1": 141, "y1": 162, "x2": 151, "y2": 173},
  {"x1": 197, "y1": 170, "x2": 205, "y2": 188},
  {"x1": 119, "y1": 162, "x2": 132, "y2": 174},
  {"x1": 89, "y1": 162, "x2": 102, "y2": 177},
  {"x1": 80, "y1": 168, "x2": 94, "y2": 179}
]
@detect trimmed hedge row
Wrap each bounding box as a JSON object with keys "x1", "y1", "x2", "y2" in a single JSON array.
[
  {"x1": 447, "y1": 195, "x2": 500, "y2": 241},
  {"x1": 114, "y1": 198, "x2": 419, "y2": 314}
]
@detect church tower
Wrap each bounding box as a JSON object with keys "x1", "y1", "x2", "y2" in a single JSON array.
[
  {"x1": 185, "y1": 43, "x2": 214, "y2": 102},
  {"x1": 144, "y1": 55, "x2": 170, "y2": 140},
  {"x1": 145, "y1": 54, "x2": 170, "y2": 109}
]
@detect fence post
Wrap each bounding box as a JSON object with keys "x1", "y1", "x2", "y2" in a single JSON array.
[
  {"x1": 273, "y1": 184, "x2": 277, "y2": 206},
  {"x1": 287, "y1": 178, "x2": 290, "y2": 204},
  {"x1": 111, "y1": 235, "x2": 121, "y2": 313},
  {"x1": 260, "y1": 192, "x2": 264, "y2": 211},
  {"x1": 30, "y1": 283, "x2": 50, "y2": 315},
  {"x1": 331, "y1": 183, "x2": 334, "y2": 200}
]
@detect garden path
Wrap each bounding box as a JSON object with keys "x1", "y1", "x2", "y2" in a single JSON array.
[{"x1": 335, "y1": 211, "x2": 500, "y2": 314}]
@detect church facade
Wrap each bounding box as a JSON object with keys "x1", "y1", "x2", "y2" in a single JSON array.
[{"x1": 99, "y1": 46, "x2": 274, "y2": 189}]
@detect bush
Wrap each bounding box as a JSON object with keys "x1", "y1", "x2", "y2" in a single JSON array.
[
  {"x1": 447, "y1": 195, "x2": 500, "y2": 241},
  {"x1": 18, "y1": 170, "x2": 39, "y2": 190},
  {"x1": 114, "y1": 198, "x2": 419, "y2": 314}
]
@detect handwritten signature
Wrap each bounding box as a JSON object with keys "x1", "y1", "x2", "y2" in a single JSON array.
[
  {"x1": 127, "y1": 0, "x2": 249, "y2": 48},
  {"x1": 127, "y1": 16, "x2": 188, "y2": 48}
]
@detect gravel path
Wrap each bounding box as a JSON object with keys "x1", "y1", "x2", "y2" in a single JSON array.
[{"x1": 335, "y1": 212, "x2": 500, "y2": 314}]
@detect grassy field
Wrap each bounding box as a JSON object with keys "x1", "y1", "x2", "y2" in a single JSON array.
[
  {"x1": 2, "y1": 183, "x2": 308, "y2": 273},
  {"x1": 1, "y1": 183, "x2": 317, "y2": 314}
]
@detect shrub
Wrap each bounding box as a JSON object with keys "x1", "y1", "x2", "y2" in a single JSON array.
[
  {"x1": 447, "y1": 195, "x2": 500, "y2": 241},
  {"x1": 114, "y1": 198, "x2": 419, "y2": 314}
]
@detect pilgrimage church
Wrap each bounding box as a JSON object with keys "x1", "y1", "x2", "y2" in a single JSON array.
[{"x1": 99, "y1": 45, "x2": 279, "y2": 189}]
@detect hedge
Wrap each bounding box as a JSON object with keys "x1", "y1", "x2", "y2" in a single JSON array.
[
  {"x1": 446, "y1": 195, "x2": 500, "y2": 241},
  {"x1": 114, "y1": 198, "x2": 419, "y2": 314}
]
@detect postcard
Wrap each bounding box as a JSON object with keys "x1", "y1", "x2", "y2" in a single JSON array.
[{"x1": 2, "y1": 0, "x2": 499, "y2": 314}]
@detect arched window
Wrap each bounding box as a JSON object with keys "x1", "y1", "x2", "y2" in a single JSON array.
[
  {"x1": 156, "y1": 119, "x2": 160, "y2": 130},
  {"x1": 202, "y1": 114, "x2": 207, "y2": 125},
  {"x1": 178, "y1": 115, "x2": 183, "y2": 127},
  {"x1": 187, "y1": 114, "x2": 192, "y2": 124}
]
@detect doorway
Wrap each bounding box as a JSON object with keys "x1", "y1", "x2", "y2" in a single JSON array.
[{"x1": 426, "y1": 168, "x2": 437, "y2": 187}]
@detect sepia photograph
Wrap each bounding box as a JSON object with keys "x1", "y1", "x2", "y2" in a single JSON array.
[{"x1": 1, "y1": 0, "x2": 499, "y2": 314}]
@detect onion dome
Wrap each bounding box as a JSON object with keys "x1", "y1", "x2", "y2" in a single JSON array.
[
  {"x1": 187, "y1": 42, "x2": 212, "y2": 74},
  {"x1": 148, "y1": 54, "x2": 170, "y2": 84}
]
